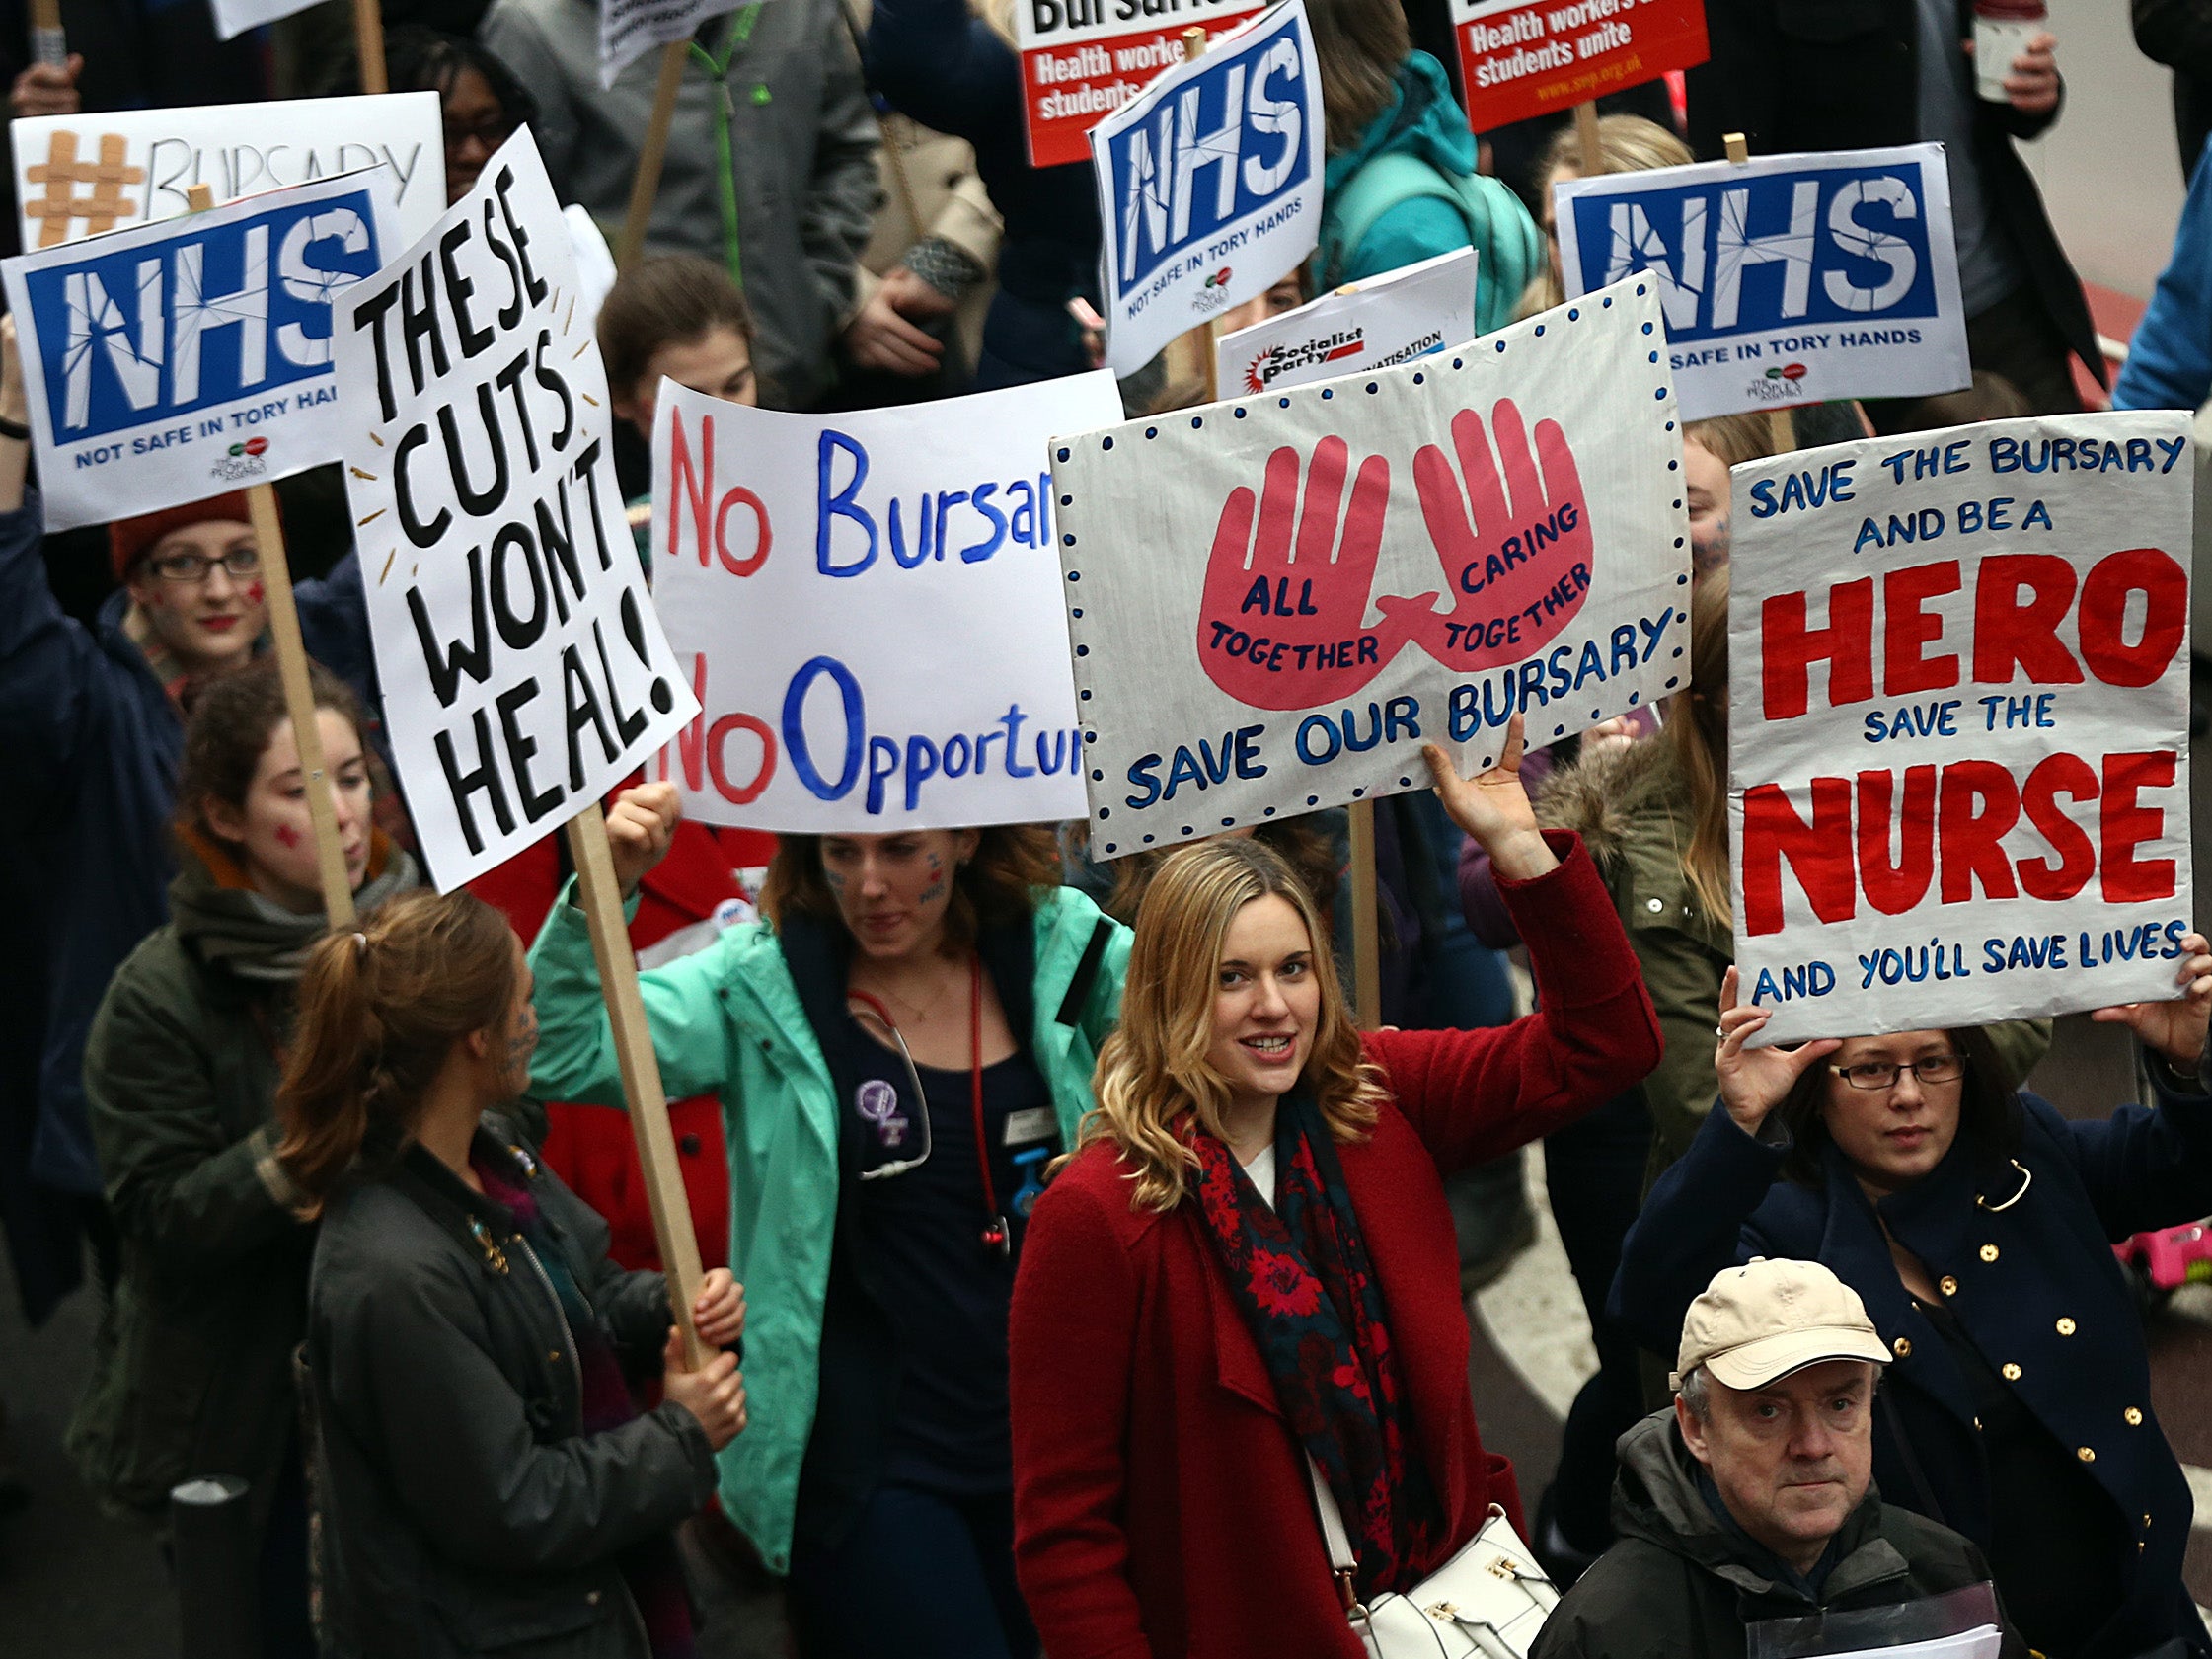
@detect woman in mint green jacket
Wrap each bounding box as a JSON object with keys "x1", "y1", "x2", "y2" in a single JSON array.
[{"x1": 527, "y1": 784, "x2": 1128, "y2": 1659}]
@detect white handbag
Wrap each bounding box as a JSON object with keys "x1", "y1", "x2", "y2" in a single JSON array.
[{"x1": 1310, "y1": 1461, "x2": 1562, "y2": 1659}]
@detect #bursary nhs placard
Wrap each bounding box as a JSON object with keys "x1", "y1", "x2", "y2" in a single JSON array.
[
  {"x1": 337, "y1": 130, "x2": 697, "y2": 889},
  {"x1": 3, "y1": 169, "x2": 399, "y2": 530}
]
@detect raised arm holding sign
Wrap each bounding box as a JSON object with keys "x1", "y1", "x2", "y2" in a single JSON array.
[{"x1": 336, "y1": 129, "x2": 711, "y2": 1361}]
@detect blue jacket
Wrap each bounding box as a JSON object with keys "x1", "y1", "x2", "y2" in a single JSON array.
[
  {"x1": 0, "y1": 490, "x2": 371, "y2": 1206},
  {"x1": 1611, "y1": 1073, "x2": 2212, "y2": 1659},
  {"x1": 2114, "y1": 134, "x2": 2212, "y2": 413},
  {"x1": 867, "y1": 0, "x2": 1099, "y2": 389},
  {"x1": 1319, "y1": 52, "x2": 1482, "y2": 287}
]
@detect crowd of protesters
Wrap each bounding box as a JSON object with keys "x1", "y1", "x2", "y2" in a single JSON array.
[{"x1": 4, "y1": 2, "x2": 2212, "y2": 1658}]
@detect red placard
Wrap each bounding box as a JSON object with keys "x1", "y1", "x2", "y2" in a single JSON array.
[
  {"x1": 1016, "y1": 0, "x2": 1265, "y2": 169},
  {"x1": 1451, "y1": 0, "x2": 1707, "y2": 132}
]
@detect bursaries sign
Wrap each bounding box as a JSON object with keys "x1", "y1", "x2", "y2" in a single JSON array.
[
  {"x1": 3, "y1": 169, "x2": 400, "y2": 530},
  {"x1": 1555, "y1": 145, "x2": 1970, "y2": 421},
  {"x1": 1092, "y1": 0, "x2": 1324, "y2": 377},
  {"x1": 1729, "y1": 415, "x2": 2194, "y2": 1043},
  {"x1": 1451, "y1": 0, "x2": 1707, "y2": 131},
  {"x1": 337, "y1": 131, "x2": 698, "y2": 888},
  {"x1": 1018, "y1": 0, "x2": 1266, "y2": 168},
  {"x1": 12, "y1": 95, "x2": 445, "y2": 252},
  {"x1": 648, "y1": 373, "x2": 1121, "y2": 830},
  {"x1": 1056, "y1": 278, "x2": 1688, "y2": 855}
]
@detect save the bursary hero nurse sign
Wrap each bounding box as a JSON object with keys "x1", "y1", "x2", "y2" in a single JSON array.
[{"x1": 1729, "y1": 414, "x2": 2195, "y2": 1044}]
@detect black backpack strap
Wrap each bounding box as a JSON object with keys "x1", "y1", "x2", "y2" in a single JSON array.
[{"x1": 1054, "y1": 919, "x2": 1115, "y2": 1028}]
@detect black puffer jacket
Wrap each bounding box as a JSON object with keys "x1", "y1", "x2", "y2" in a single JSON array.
[
  {"x1": 1530, "y1": 1411, "x2": 2024, "y2": 1659},
  {"x1": 305, "y1": 1120, "x2": 718, "y2": 1658}
]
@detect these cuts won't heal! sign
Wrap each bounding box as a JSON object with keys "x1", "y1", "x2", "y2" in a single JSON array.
[
  {"x1": 339, "y1": 130, "x2": 697, "y2": 890},
  {"x1": 1056, "y1": 277, "x2": 1689, "y2": 855},
  {"x1": 2, "y1": 168, "x2": 401, "y2": 531},
  {"x1": 1728, "y1": 414, "x2": 2194, "y2": 1044}
]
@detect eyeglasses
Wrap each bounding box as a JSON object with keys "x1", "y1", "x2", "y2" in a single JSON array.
[
  {"x1": 147, "y1": 547, "x2": 260, "y2": 583},
  {"x1": 1828, "y1": 1055, "x2": 1967, "y2": 1092},
  {"x1": 444, "y1": 113, "x2": 517, "y2": 153}
]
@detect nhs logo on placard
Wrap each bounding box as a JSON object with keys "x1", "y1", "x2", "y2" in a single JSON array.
[
  {"x1": 1564, "y1": 162, "x2": 1942, "y2": 345},
  {"x1": 24, "y1": 185, "x2": 384, "y2": 440},
  {"x1": 1106, "y1": 7, "x2": 1311, "y2": 290}
]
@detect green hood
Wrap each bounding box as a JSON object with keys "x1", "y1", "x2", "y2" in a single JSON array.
[{"x1": 1324, "y1": 52, "x2": 1475, "y2": 194}]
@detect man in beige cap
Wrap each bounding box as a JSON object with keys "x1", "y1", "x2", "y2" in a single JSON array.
[{"x1": 1531, "y1": 1259, "x2": 2021, "y2": 1659}]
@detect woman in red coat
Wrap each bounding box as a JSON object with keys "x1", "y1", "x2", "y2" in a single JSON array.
[{"x1": 1008, "y1": 717, "x2": 1662, "y2": 1659}]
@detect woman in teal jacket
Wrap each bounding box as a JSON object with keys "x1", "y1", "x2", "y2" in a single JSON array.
[
  {"x1": 1308, "y1": 0, "x2": 1542, "y2": 332},
  {"x1": 527, "y1": 784, "x2": 1129, "y2": 1659}
]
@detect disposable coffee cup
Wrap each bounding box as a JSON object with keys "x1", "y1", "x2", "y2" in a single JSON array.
[{"x1": 1973, "y1": 0, "x2": 2046, "y2": 103}]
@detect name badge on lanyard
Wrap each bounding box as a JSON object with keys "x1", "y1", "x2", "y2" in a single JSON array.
[{"x1": 1003, "y1": 1106, "x2": 1057, "y2": 1147}]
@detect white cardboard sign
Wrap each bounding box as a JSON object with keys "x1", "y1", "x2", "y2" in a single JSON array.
[
  {"x1": 1215, "y1": 247, "x2": 1477, "y2": 398},
  {"x1": 13, "y1": 95, "x2": 445, "y2": 255},
  {"x1": 1554, "y1": 145, "x2": 1969, "y2": 421},
  {"x1": 1091, "y1": 0, "x2": 1324, "y2": 377},
  {"x1": 648, "y1": 372, "x2": 1123, "y2": 831},
  {"x1": 1728, "y1": 414, "x2": 2194, "y2": 1043},
  {"x1": 2, "y1": 168, "x2": 402, "y2": 531},
  {"x1": 600, "y1": 0, "x2": 747, "y2": 88},
  {"x1": 337, "y1": 130, "x2": 698, "y2": 889},
  {"x1": 1055, "y1": 278, "x2": 1690, "y2": 856}
]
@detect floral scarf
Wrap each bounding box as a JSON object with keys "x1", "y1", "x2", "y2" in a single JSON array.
[{"x1": 1190, "y1": 1091, "x2": 1444, "y2": 1600}]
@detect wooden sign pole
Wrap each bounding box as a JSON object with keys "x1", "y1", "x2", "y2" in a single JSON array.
[
  {"x1": 1174, "y1": 25, "x2": 1220, "y2": 405},
  {"x1": 618, "y1": 41, "x2": 689, "y2": 271},
  {"x1": 1572, "y1": 100, "x2": 1605, "y2": 178},
  {"x1": 353, "y1": 0, "x2": 389, "y2": 95},
  {"x1": 564, "y1": 802, "x2": 709, "y2": 1367},
  {"x1": 28, "y1": 0, "x2": 64, "y2": 67},
  {"x1": 1720, "y1": 130, "x2": 1795, "y2": 457},
  {"x1": 184, "y1": 186, "x2": 355, "y2": 927}
]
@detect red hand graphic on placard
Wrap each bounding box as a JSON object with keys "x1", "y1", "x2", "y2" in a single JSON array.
[
  {"x1": 1195, "y1": 436, "x2": 1431, "y2": 711},
  {"x1": 1375, "y1": 401, "x2": 1595, "y2": 673}
]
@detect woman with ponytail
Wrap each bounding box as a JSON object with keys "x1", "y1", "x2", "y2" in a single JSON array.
[
  {"x1": 68, "y1": 656, "x2": 419, "y2": 1658},
  {"x1": 283, "y1": 889, "x2": 746, "y2": 1659}
]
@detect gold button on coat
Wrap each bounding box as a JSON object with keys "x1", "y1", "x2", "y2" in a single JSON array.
[
  {"x1": 2078, "y1": 1447, "x2": 2097, "y2": 1464},
  {"x1": 1978, "y1": 1244, "x2": 1999, "y2": 1262},
  {"x1": 1892, "y1": 1336, "x2": 1912, "y2": 1359},
  {"x1": 2057, "y1": 1318, "x2": 2078, "y2": 1336},
  {"x1": 1939, "y1": 1275, "x2": 1958, "y2": 1296},
  {"x1": 2125, "y1": 1407, "x2": 2145, "y2": 1426},
  {"x1": 2002, "y1": 1363, "x2": 2022, "y2": 1381}
]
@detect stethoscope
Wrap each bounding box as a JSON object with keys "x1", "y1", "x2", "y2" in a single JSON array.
[{"x1": 846, "y1": 958, "x2": 1034, "y2": 1255}]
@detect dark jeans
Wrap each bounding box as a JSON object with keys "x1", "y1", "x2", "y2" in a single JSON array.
[
  {"x1": 788, "y1": 1481, "x2": 1037, "y2": 1659},
  {"x1": 1541, "y1": 1092, "x2": 1654, "y2": 1552}
]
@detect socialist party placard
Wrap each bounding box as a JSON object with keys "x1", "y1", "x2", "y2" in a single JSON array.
[
  {"x1": 337, "y1": 130, "x2": 698, "y2": 889},
  {"x1": 648, "y1": 372, "x2": 1122, "y2": 831},
  {"x1": 3, "y1": 169, "x2": 401, "y2": 531},
  {"x1": 1728, "y1": 415, "x2": 2194, "y2": 1044},
  {"x1": 1091, "y1": 0, "x2": 1324, "y2": 377},
  {"x1": 1018, "y1": 0, "x2": 1267, "y2": 169},
  {"x1": 1554, "y1": 145, "x2": 1970, "y2": 420},
  {"x1": 1055, "y1": 277, "x2": 1688, "y2": 855}
]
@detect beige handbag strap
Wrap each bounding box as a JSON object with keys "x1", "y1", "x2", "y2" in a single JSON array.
[{"x1": 1307, "y1": 1456, "x2": 1365, "y2": 1616}]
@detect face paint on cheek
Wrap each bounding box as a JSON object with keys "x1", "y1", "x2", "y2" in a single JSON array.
[
  {"x1": 918, "y1": 880, "x2": 947, "y2": 906},
  {"x1": 272, "y1": 823, "x2": 302, "y2": 849},
  {"x1": 243, "y1": 582, "x2": 265, "y2": 607},
  {"x1": 823, "y1": 868, "x2": 848, "y2": 892}
]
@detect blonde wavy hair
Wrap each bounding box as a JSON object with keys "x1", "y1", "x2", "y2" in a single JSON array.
[{"x1": 1070, "y1": 838, "x2": 1387, "y2": 1211}]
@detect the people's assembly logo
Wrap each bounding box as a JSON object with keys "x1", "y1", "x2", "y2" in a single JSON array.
[
  {"x1": 1243, "y1": 327, "x2": 1365, "y2": 394},
  {"x1": 1744, "y1": 360, "x2": 1809, "y2": 404},
  {"x1": 211, "y1": 434, "x2": 269, "y2": 483}
]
